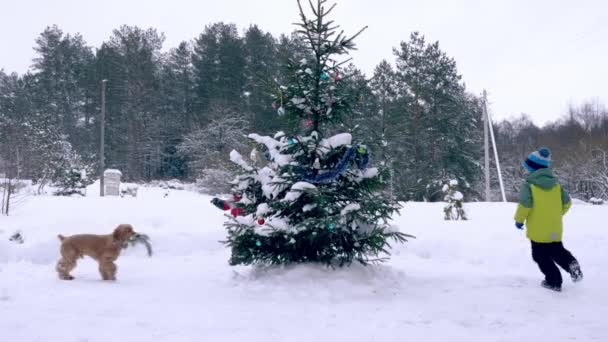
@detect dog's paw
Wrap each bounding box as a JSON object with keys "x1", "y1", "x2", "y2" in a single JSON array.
[{"x1": 59, "y1": 274, "x2": 74, "y2": 280}]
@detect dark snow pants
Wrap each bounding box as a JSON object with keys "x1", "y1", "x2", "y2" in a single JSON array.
[{"x1": 531, "y1": 241, "x2": 577, "y2": 287}]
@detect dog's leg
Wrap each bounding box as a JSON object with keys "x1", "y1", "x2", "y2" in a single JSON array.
[
  {"x1": 99, "y1": 259, "x2": 117, "y2": 281},
  {"x1": 56, "y1": 258, "x2": 76, "y2": 280}
]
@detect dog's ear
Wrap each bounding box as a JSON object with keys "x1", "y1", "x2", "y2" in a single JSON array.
[
  {"x1": 113, "y1": 224, "x2": 135, "y2": 242},
  {"x1": 112, "y1": 227, "x2": 123, "y2": 242}
]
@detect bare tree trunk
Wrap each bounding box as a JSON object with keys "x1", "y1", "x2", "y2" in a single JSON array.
[{"x1": 5, "y1": 179, "x2": 11, "y2": 216}]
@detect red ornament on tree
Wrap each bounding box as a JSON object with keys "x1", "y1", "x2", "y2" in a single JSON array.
[
  {"x1": 257, "y1": 218, "x2": 265, "y2": 225},
  {"x1": 233, "y1": 194, "x2": 241, "y2": 202},
  {"x1": 231, "y1": 207, "x2": 244, "y2": 217}
]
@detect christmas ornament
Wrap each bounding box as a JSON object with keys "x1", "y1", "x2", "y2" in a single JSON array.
[
  {"x1": 211, "y1": 198, "x2": 232, "y2": 211},
  {"x1": 320, "y1": 72, "x2": 329, "y2": 80},
  {"x1": 257, "y1": 218, "x2": 265, "y2": 225},
  {"x1": 231, "y1": 207, "x2": 244, "y2": 217},
  {"x1": 357, "y1": 145, "x2": 367, "y2": 155},
  {"x1": 255, "y1": 240, "x2": 262, "y2": 247},
  {"x1": 328, "y1": 223, "x2": 336, "y2": 230},
  {"x1": 306, "y1": 119, "x2": 313, "y2": 127},
  {"x1": 271, "y1": 101, "x2": 277, "y2": 110},
  {"x1": 287, "y1": 138, "x2": 296, "y2": 145}
]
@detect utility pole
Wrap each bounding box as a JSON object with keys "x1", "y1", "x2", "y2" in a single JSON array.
[
  {"x1": 100, "y1": 79, "x2": 107, "y2": 197},
  {"x1": 483, "y1": 90, "x2": 491, "y2": 202},
  {"x1": 483, "y1": 90, "x2": 507, "y2": 202}
]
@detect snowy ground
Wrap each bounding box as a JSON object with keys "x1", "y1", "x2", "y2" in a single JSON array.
[{"x1": 1, "y1": 186, "x2": 606, "y2": 342}]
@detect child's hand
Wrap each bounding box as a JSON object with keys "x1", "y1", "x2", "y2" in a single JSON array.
[{"x1": 515, "y1": 222, "x2": 524, "y2": 230}]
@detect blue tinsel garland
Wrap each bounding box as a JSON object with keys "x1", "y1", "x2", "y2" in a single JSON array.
[{"x1": 302, "y1": 145, "x2": 369, "y2": 184}]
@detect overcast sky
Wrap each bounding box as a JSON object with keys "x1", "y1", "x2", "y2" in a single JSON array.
[{"x1": 1, "y1": 0, "x2": 606, "y2": 124}]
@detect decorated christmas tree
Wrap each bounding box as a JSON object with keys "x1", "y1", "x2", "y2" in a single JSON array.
[{"x1": 219, "y1": 0, "x2": 412, "y2": 266}]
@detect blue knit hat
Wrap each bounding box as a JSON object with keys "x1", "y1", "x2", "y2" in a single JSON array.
[{"x1": 523, "y1": 147, "x2": 551, "y2": 172}]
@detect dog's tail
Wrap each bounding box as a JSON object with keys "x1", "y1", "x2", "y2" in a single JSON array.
[{"x1": 57, "y1": 234, "x2": 66, "y2": 241}]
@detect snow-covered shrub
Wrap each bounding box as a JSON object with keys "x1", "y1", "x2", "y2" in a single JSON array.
[
  {"x1": 177, "y1": 110, "x2": 250, "y2": 177},
  {"x1": 9, "y1": 231, "x2": 24, "y2": 244},
  {"x1": 54, "y1": 168, "x2": 92, "y2": 196},
  {"x1": 165, "y1": 179, "x2": 185, "y2": 190},
  {"x1": 590, "y1": 197, "x2": 605, "y2": 205},
  {"x1": 196, "y1": 169, "x2": 234, "y2": 195},
  {"x1": 120, "y1": 183, "x2": 139, "y2": 198},
  {"x1": 443, "y1": 179, "x2": 467, "y2": 220},
  {"x1": 40, "y1": 139, "x2": 94, "y2": 196}
]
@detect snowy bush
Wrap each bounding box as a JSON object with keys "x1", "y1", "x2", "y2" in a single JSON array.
[
  {"x1": 443, "y1": 180, "x2": 467, "y2": 220},
  {"x1": 54, "y1": 168, "x2": 93, "y2": 197},
  {"x1": 589, "y1": 197, "x2": 605, "y2": 205},
  {"x1": 9, "y1": 231, "x2": 24, "y2": 244},
  {"x1": 29, "y1": 138, "x2": 95, "y2": 196},
  {"x1": 120, "y1": 183, "x2": 139, "y2": 198},
  {"x1": 165, "y1": 179, "x2": 185, "y2": 190},
  {"x1": 196, "y1": 169, "x2": 234, "y2": 195},
  {"x1": 177, "y1": 110, "x2": 250, "y2": 176}
]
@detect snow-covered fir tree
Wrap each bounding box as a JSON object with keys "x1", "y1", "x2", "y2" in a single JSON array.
[
  {"x1": 221, "y1": 0, "x2": 412, "y2": 266},
  {"x1": 393, "y1": 32, "x2": 482, "y2": 201},
  {"x1": 50, "y1": 139, "x2": 93, "y2": 196},
  {"x1": 443, "y1": 180, "x2": 467, "y2": 220}
]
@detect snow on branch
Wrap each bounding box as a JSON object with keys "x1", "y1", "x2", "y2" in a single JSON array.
[
  {"x1": 248, "y1": 133, "x2": 292, "y2": 166},
  {"x1": 283, "y1": 181, "x2": 317, "y2": 202},
  {"x1": 230, "y1": 150, "x2": 253, "y2": 171}
]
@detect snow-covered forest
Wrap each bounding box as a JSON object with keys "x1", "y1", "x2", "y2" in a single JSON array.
[{"x1": 2, "y1": 19, "x2": 605, "y2": 202}]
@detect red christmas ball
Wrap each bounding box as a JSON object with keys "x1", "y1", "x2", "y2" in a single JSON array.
[{"x1": 257, "y1": 218, "x2": 265, "y2": 225}]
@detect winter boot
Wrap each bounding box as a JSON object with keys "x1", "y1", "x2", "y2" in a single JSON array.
[
  {"x1": 569, "y1": 261, "x2": 583, "y2": 282},
  {"x1": 541, "y1": 280, "x2": 562, "y2": 292}
]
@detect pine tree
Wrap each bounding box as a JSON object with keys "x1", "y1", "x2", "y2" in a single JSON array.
[
  {"x1": 192, "y1": 23, "x2": 246, "y2": 118},
  {"x1": 222, "y1": 0, "x2": 412, "y2": 267},
  {"x1": 243, "y1": 25, "x2": 281, "y2": 133},
  {"x1": 393, "y1": 32, "x2": 482, "y2": 201},
  {"x1": 98, "y1": 26, "x2": 165, "y2": 180},
  {"x1": 0, "y1": 71, "x2": 26, "y2": 179},
  {"x1": 368, "y1": 60, "x2": 401, "y2": 198},
  {"x1": 158, "y1": 41, "x2": 196, "y2": 178},
  {"x1": 31, "y1": 26, "x2": 95, "y2": 156}
]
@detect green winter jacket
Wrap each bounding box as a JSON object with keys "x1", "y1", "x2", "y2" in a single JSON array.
[{"x1": 514, "y1": 168, "x2": 572, "y2": 243}]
